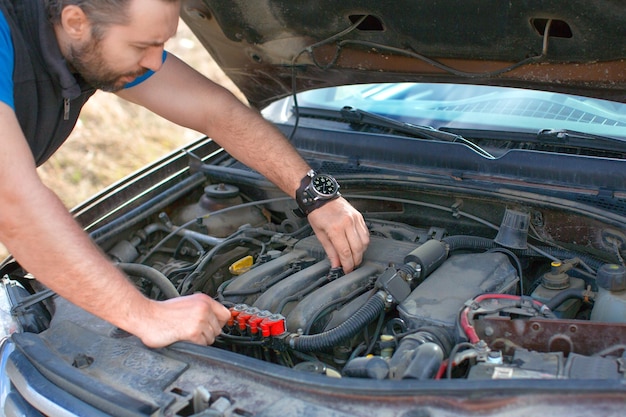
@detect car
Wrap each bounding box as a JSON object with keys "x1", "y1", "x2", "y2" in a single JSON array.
[{"x1": 2, "y1": 1, "x2": 626, "y2": 416}]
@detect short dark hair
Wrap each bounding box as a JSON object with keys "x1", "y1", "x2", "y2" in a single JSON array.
[{"x1": 46, "y1": 0, "x2": 179, "y2": 38}]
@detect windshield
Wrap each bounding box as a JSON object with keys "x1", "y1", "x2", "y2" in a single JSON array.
[{"x1": 264, "y1": 83, "x2": 626, "y2": 140}]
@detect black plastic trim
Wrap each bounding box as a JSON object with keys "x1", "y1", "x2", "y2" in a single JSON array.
[
  {"x1": 10, "y1": 333, "x2": 158, "y2": 417},
  {"x1": 6, "y1": 348, "x2": 109, "y2": 417},
  {"x1": 280, "y1": 124, "x2": 626, "y2": 193}
]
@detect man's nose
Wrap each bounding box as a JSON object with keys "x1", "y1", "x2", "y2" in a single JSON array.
[{"x1": 140, "y1": 46, "x2": 164, "y2": 72}]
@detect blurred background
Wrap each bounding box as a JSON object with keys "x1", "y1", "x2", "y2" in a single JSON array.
[{"x1": 1, "y1": 20, "x2": 242, "y2": 257}]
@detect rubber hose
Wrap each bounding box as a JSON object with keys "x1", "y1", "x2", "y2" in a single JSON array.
[
  {"x1": 118, "y1": 263, "x2": 180, "y2": 299},
  {"x1": 545, "y1": 288, "x2": 588, "y2": 311},
  {"x1": 290, "y1": 292, "x2": 386, "y2": 352}
]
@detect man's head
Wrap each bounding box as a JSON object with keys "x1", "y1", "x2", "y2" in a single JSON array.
[{"x1": 47, "y1": 0, "x2": 180, "y2": 92}]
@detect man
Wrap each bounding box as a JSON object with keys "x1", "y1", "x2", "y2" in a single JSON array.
[{"x1": 0, "y1": 0, "x2": 369, "y2": 347}]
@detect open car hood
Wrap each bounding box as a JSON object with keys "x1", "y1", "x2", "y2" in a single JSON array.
[{"x1": 181, "y1": 0, "x2": 626, "y2": 109}]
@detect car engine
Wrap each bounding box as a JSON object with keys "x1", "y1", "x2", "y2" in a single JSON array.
[{"x1": 74, "y1": 165, "x2": 626, "y2": 383}]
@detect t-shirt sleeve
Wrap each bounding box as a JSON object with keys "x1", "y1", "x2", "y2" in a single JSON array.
[
  {"x1": 124, "y1": 50, "x2": 168, "y2": 89},
  {"x1": 0, "y1": 11, "x2": 15, "y2": 109}
]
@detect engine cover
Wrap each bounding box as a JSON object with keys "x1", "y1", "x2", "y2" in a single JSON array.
[{"x1": 398, "y1": 252, "x2": 519, "y2": 329}]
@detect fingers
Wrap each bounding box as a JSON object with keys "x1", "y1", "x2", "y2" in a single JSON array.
[
  {"x1": 196, "y1": 296, "x2": 229, "y2": 345},
  {"x1": 203, "y1": 297, "x2": 230, "y2": 344},
  {"x1": 138, "y1": 294, "x2": 229, "y2": 348},
  {"x1": 333, "y1": 217, "x2": 369, "y2": 273},
  {"x1": 347, "y1": 212, "x2": 370, "y2": 264},
  {"x1": 308, "y1": 198, "x2": 370, "y2": 273},
  {"x1": 316, "y1": 231, "x2": 342, "y2": 269}
]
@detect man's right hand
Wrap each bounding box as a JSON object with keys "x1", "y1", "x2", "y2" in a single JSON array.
[
  {"x1": 134, "y1": 293, "x2": 231, "y2": 348},
  {"x1": 2, "y1": 92, "x2": 234, "y2": 351}
]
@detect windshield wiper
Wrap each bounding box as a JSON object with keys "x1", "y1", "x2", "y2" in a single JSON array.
[
  {"x1": 338, "y1": 106, "x2": 495, "y2": 159},
  {"x1": 537, "y1": 129, "x2": 626, "y2": 153}
]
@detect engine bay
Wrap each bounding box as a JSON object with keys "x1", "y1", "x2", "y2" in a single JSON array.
[
  {"x1": 6, "y1": 161, "x2": 626, "y2": 383},
  {"x1": 87, "y1": 164, "x2": 626, "y2": 382}
]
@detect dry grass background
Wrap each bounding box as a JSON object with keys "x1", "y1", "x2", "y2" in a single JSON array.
[{"x1": 1, "y1": 21, "x2": 241, "y2": 258}]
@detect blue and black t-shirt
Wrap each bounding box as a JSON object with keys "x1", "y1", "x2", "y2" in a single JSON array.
[{"x1": 0, "y1": 10, "x2": 14, "y2": 109}]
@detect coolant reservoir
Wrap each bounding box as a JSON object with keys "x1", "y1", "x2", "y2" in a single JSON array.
[
  {"x1": 590, "y1": 264, "x2": 626, "y2": 323},
  {"x1": 531, "y1": 261, "x2": 585, "y2": 319},
  {"x1": 174, "y1": 183, "x2": 267, "y2": 237}
]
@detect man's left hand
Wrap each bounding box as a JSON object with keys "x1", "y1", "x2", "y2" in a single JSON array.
[{"x1": 307, "y1": 197, "x2": 370, "y2": 273}]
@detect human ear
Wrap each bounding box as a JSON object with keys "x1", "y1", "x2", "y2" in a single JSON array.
[{"x1": 59, "y1": 5, "x2": 91, "y2": 40}]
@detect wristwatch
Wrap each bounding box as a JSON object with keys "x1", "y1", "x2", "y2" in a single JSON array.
[{"x1": 295, "y1": 169, "x2": 341, "y2": 216}]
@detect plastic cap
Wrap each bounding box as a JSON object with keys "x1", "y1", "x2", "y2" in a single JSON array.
[{"x1": 597, "y1": 264, "x2": 626, "y2": 292}]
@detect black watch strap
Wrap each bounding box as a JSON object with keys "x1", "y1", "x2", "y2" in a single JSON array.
[{"x1": 294, "y1": 170, "x2": 340, "y2": 217}]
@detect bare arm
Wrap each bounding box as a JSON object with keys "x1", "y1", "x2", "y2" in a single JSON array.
[
  {"x1": 118, "y1": 54, "x2": 370, "y2": 271},
  {"x1": 117, "y1": 54, "x2": 307, "y2": 194},
  {"x1": 0, "y1": 103, "x2": 229, "y2": 347}
]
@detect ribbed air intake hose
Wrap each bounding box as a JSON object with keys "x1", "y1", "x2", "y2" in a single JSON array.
[{"x1": 289, "y1": 291, "x2": 386, "y2": 352}]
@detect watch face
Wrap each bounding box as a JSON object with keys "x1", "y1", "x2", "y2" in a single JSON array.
[{"x1": 312, "y1": 174, "x2": 338, "y2": 197}]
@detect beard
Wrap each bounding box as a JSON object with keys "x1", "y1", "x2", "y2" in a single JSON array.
[{"x1": 66, "y1": 37, "x2": 148, "y2": 93}]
